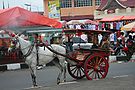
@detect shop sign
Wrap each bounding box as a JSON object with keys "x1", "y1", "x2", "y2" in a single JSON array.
[{"x1": 48, "y1": 0, "x2": 60, "y2": 19}]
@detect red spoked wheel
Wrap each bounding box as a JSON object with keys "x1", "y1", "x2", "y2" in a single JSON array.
[
  {"x1": 67, "y1": 63, "x2": 85, "y2": 79},
  {"x1": 84, "y1": 54, "x2": 109, "y2": 80}
]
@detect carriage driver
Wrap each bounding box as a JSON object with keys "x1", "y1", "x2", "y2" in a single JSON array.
[{"x1": 63, "y1": 33, "x2": 73, "y2": 52}]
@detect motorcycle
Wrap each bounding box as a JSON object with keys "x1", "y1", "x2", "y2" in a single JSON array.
[{"x1": 114, "y1": 38, "x2": 135, "y2": 62}]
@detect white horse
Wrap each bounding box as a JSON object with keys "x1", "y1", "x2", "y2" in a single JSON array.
[{"x1": 8, "y1": 33, "x2": 67, "y2": 87}]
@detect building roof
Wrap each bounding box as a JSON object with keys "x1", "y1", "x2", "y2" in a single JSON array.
[
  {"x1": 118, "y1": 0, "x2": 135, "y2": 7},
  {"x1": 97, "y1": 0, "x2": 135, "y2": 11},
  {"x1": 97, "y1": 0, "x2": 108, "y2": 11}
]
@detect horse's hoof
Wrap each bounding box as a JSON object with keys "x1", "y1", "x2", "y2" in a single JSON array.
[
  {"x1": 57, "y1": 78, "x2": 60, "y2": 85},
  {"x1": 61, "y1": 80, "x2": 66, "y2": 83},
  {"x1": 57, "y1": 81, "x2": 60, "y2": 85},
  {"x1": 33, "y1": 85, "x2": 38, "y2": 87},
  {"x1": 37, "y1": 66, "x2": 43, "y2": 70},
  {"x1": 64, "y1": 80, "x2": 66, "y2": 82}
]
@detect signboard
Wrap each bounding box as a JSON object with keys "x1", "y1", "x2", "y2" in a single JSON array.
[{"x1": 48, "y1": 0, "x2": 60, "y2": 19}]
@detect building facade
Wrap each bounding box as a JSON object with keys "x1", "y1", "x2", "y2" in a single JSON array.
[
  {"x1": 43, "y1": 0, "x2": 101, "y2": 21},
  {"x1": 94, "y1": 0, "x2": 135, "y2": 20}
]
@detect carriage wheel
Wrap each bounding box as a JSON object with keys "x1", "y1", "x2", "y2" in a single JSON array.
[
  {"x1": 67, "y1": 63, "x2": 85, "y2": 79},
  {"x1": 84, "y1": 54, "x2": 109, "y2": 80}
]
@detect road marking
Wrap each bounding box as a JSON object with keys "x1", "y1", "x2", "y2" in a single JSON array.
[
  {"x1": 59, "y1": 81, "x2": 78, "y2": 85},
  {"x1": 113, "y1": 75, "x2": 129, "y2": 78},
  {"x1": 24, "y1": 86, "x2": 42, "y2": 90}
]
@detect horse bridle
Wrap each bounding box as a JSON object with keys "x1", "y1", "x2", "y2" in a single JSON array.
[{"x1": 11, "y1": 37, "x2": 34, "y2": 59}]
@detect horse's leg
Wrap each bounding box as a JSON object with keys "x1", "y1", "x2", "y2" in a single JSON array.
[
  {"x1": 29, "y1": 66, "x2": 37, "y2": 87},
  {"x1": 52, "y1": 60, "x2": 64, "y2": 84},
  {"x1": 63, "y1": 61, "x2": 67, "y2": 82}
]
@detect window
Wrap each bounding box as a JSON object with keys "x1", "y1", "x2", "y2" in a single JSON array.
[
  {"x1": 95, "y1": 0, "x2": 101, "y2": 6},
  {"x1": 60, "y1": 0, "x2": 72, "y2": 8},
  {"x1": 74, "y1": 0, "x2": 92, "y2": 7}
]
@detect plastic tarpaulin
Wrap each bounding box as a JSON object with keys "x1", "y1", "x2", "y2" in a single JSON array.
[
  {"x1": 100, "y1": 16, "x2": 124, "y2": 22},
  {"x1": 66, "y1": 19, "x2": 98, "y2": 25},
  {"x1": 100, "y1": 16, "x2": 135, "y2": 22},
  {"x1": 0, "y1": 7, "x2": 62, "y2": 29},
  {"x1": 122, "y1": 16, "x2": 135, "y2": 20}
]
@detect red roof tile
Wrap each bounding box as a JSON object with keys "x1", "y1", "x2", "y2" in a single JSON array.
[
  {"x1": 118, "y1": 0, "x2": 135, "y2": 7},
  {"x1": 97, "y1": 0, "x2": 135, "y2": 11},
  {"x1": 96, "y1": 0, "x2": 108, "y2": 11}
]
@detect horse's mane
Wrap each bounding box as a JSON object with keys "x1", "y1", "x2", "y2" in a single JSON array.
[{"x1": 18, "y1": 36, "x2": 30, "y2": 43}]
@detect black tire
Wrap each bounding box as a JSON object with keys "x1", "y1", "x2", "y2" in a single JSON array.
[{"x1": 67, "y1": 63, "x2": 85, "y2": 79}]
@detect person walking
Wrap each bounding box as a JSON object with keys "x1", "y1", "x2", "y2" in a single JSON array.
[{"x1": 32, "y1": 33, "x2": 43, "y2": 69}]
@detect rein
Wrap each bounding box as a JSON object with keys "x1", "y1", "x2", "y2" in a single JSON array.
[
  {"x1": 45, "y1": 44, "x2": 77, "y2": 62},
  {"x1": 22, "y1": 44, "x2": 34, "y2": 58}
]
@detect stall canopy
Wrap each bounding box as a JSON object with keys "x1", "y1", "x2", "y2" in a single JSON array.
[
  {"x1": 0, "y1": 7, "x2": 62, "y2": 29},
  {"x1": 100, "y1": 16, "x2": 135, "y2": 22},
  {"x1": 100, "y1": 16, "x2": 124, "y2": 22},
  {"x1": 122, "y1": 16, "x2": 135, "y2": 20},
  {"x1": 66, "y1": 19, "x2": 98, "y2": 25}
]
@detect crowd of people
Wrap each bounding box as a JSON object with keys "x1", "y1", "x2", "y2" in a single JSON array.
[
  {"x1": 63, "y1": 23, "x2": 98, "y2": 30},
  {"x1": 108, "y1": 31, "x2": 135, "y2": 55}
]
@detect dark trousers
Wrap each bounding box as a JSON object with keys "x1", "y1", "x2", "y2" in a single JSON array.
[
  {"x1": 65, "y1": 42, "x2": 73, "y2": 52},
  {"x1": 36, "y1": 46, "x2": 39, "y2": 66}
]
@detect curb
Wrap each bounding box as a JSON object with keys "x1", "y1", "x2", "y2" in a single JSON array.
[
  {"x1": 0, "y1": 55, "x2": 135, "y2": 71},
  {"x1": 0, "y1": 63, "x2": 28, "y2": 71}
]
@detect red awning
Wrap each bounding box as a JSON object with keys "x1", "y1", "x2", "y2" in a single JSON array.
[
  {"x1": 100, "y1": 16, "x2": 124, "y2": 22},
  {"x1": 122, "y1": 16, "x2": 135, "y2": 20},
  {"x1": 0, "y1": 7, "x2": 62, "y2": 29}
]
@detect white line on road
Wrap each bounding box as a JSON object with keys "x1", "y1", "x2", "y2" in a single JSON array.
[
  {"x1": 113, "y1": 75, "x2": 129, "y2": 78},
  {"x1": 59, "y1": 81, "x2": 78, "y2": 85},
  {"x1": 24, "y1": 86, "x2": 42, "y2": 90}
]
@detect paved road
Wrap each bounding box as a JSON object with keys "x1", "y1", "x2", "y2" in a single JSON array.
[
  {"x1": 0, "y1": 62, "x2": 135, "y2": 90},
  {"x1": 28, "y1": 75, "x2": 135, "y2": 90}
]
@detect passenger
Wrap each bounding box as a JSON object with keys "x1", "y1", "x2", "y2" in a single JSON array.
[
  {"x1": 99, "y1": 35, "x2": 110, "y2": 50},
  {"x1": 99, "y1": 35, "x2": 114, "y2": 53}
]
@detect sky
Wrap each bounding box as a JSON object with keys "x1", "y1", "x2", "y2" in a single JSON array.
[{"x1": 0, "y1": 0, "x2": 44, "y2": 11}]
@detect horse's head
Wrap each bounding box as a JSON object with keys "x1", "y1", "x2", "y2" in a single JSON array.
[
  {"x1": 7, "y1": 31, "x2": 20, "y2": 53},
  {"x1": 8, "y1": 37, "x2": 20, "y2": 52}
]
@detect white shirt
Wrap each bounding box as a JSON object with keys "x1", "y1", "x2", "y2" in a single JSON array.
[
  {"x1": 81, "y1": 34, "x2": 88, "y2": 42},
  {"x1": 98, "y1": 34, "x2": 103, "y2": 44},
  {"x1": 110, "y1": 33, "x2": 114, "y2": 42}
]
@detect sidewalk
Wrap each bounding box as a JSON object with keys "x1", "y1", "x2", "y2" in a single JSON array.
[
  {"x1": 0, "y1": 63, "x2": 28, "y2": 71},
  {"x1": 0, "y1": 55, "x2": 135, "y2": 71}
]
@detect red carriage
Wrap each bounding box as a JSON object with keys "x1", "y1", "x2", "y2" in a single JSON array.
[{"x1": 48, "y1": 29, "x2": 111, "y2": 80}]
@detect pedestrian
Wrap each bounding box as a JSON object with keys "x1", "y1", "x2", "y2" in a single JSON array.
[
  {"x1": 118, "y1": 32, "x2": 125, "y2": 46},
  {"x1": 32, "y1": 33, "x2": 43, "y2": 69}
]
